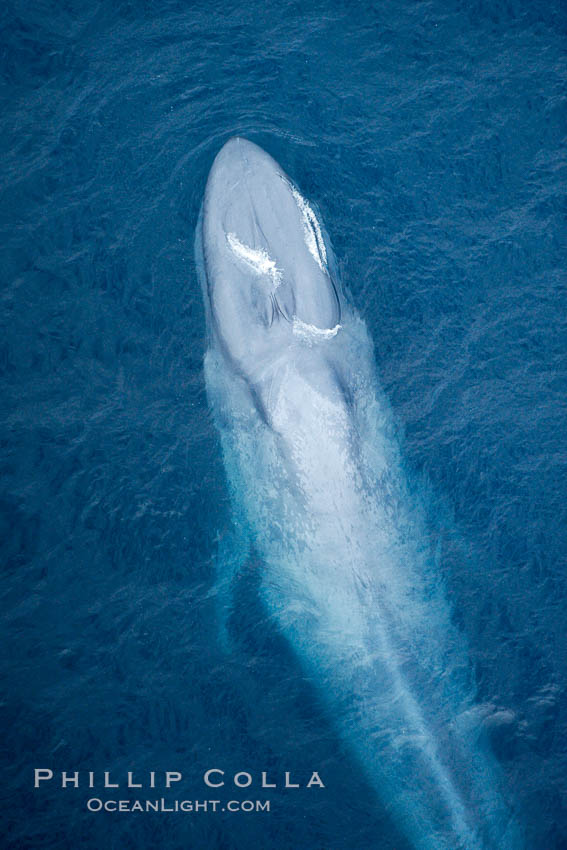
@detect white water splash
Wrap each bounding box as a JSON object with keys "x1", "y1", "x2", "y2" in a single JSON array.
[
  {"x1": 226, "y1": 231, "x2": 282, "y2": 288},
  {"x1": 292, "y1": 316, "x2": 341, "y2": 342},
  {"x1": 284, "y1": 178, "x2": 328, "y2": 272}
]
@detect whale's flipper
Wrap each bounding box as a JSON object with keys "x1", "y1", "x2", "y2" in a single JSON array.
[{"x1": 209, "y1": 524, "x2": 250, "y2": 652}]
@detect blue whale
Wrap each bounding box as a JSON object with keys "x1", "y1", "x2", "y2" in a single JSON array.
[{"x1": 195, "y1": 137, "x2": 521, "y2": 850}]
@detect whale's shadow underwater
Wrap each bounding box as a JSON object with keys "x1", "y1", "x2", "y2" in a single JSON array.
[{"x1": 195, "y1": 137, "x2": 523, "y2": 850}]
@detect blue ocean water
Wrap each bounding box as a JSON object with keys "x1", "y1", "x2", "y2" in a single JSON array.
[{"x1": 1, "y1": 1, "x2": 565, "y2": 848}]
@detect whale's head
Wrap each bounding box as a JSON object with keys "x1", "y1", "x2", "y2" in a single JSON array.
[{"x1": 199, "y1": 137, "x2": 341, "y2": 375}]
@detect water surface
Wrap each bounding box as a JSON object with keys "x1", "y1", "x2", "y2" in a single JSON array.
[{"x1": 1, "y1": 1, "x2": 566, "y2": 847}]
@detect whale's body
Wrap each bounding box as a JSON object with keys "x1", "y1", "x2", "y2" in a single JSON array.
[{"x1": 196, "y1": 137, "x2": 521, "y2": 850}]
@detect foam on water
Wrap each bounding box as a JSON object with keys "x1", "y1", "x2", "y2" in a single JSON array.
[
  {"x1": 285, "y1": 178, "x2": 329, "y2": 271},
  {"x1": 226, "y1": 231, "x2": 283, "y2": 288}
]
